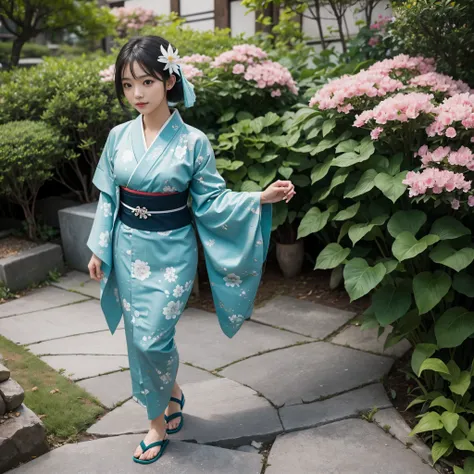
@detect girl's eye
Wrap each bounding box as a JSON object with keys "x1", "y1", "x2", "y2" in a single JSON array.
[
  {"x1": 144, "y1": 80, "x2": 154, "y2": 85},
  {"x1": 123, "y1": 83, "x2": 131, "y2": 89}
]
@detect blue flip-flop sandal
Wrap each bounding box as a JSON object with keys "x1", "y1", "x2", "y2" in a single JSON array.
[
  {"x1": 165, "y1": 392, "x2": 185, "y2": 435},
  {"x1": 132, "y1": 438, "x2": 169, "y2": 464}
]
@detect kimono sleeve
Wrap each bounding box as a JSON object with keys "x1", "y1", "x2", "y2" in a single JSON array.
[
  {"x1": 86, "y1": 132, "x2": 117, "y2": 268},
  {"x1": 190, "y1": 135, "x2": 272, "y2": 338}
]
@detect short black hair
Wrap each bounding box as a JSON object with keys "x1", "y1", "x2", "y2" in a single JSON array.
[{"x1": 114, "y1": 35, "x2": 184, "y2": 108}]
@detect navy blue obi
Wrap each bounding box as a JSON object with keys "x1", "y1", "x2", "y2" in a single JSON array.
[{"x1": 118, "y1": 187, "x2": 192, "y2": 231}]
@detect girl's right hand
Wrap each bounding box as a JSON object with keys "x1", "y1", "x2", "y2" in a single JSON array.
[{"x1": 88, "y1": 254, "x2": 104, "y2": 281}]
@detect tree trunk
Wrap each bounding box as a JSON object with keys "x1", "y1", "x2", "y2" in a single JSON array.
[
  {"x1": 310, "y1": 0, "x2": 327, "y2": 50},
  {"x1": 10, "y1": 37, "x2": 26, "y2": 67},
  {"x1": 336, "y1": 15, "x2": 347, "y2": 53}
]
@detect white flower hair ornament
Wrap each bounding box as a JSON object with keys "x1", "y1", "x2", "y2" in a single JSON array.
[
  {"x1": 158, "y1": 44, "x2": 181, "y2": 76},
  {"x1": 157, "y1": 43, "x2": 196, "y2": 108}
]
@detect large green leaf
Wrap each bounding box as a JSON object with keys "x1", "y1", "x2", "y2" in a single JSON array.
[
  {"x1": 453, "y1": 273, "x2": 474, "y2": 298},
  {"x1": 348, "y1": 223, "x2": 375, "y2": 246},
  {"x1": 392, "y1": 232, "x2": 440, "y2": 262},
  {"x1": 430, "y1": 243, "x2": 474, "y2": 272},
  {"x1": 418, "y1": 358, "x2": 450, "y2": 377},
  {"x1": 241, "y1": 180, "x2": 261, "y2": 192},
  {"x1": 335, "y1": 139, "x2": 359, "y2": 153},
  {"x1": 387, "y1": 210, "x2": 427, "y2": 238},
  {"x1": 430, "y1": 396, "x2": 455, "y2": 412},
  {"x1": 432, "y1": 439, "x2": 453, "y2": 465},
  {"x1": 413, "y1": 271, "x2": 451, "y2": 315},
  {"x1": 333, "y1": 202, "x2": 360, "y2": 221},
  {"x1": 315, "y1": 243, "x2": 350, "y2": 270},
  {"x1": 322, "y1": 118, "x2": 336, "y2": 137},
  {"x1": 357, "y1": 136, "x2": 375, "y2": 160},
  {"x1": 278, "y1": 166, "x2": 293, "y2": 179},
  {"x1": 409, "y1": 412, "x2": 443, "y2": 435},
  {"x1": 272, "y1": 203, "x2": 288, "y2": 231},
  {"x1": 297, "y1": 207, "x2": 330, "y2": 239},
  {"x1": 310, "y1": 159, "x2": 332, "y2": 184},
  {"x1": 442, "y1": 412, "x2": 460, "y2": 435},
  {"x1": 372, "y1": 285, "x2": 412, "y2": 326},
  {"x1": 411, "y1": 343, "x2": 438, "y2": 375},
  {"x1": 435, "y1": 307, "x2": 474, "y2": 349},
  {"x1": 374, "y1": 171, "x2": 408, "y2": 203},
  {"x1": 292, "y1": 174, "x2": 310, "y2": 187},
  {"x1": 344, "y1": 169, "x2": 378, "y2": 198},
  {"x1": 215, "y1": 159, "x2": 244, "y2": 171},
  {"x1": 343, "y1": 258, "x2": 386, "y2": 301},
  {"x1": 431, "y1": 216, "x2": 471, "y2": 241},
  {"x1": 451, "y1": 371, "x2": 471, "y2": 397}
]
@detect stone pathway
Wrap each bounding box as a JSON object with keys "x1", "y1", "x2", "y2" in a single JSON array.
[{"x1": 3, "y1": 271, "x2": 437, "y2": 473}]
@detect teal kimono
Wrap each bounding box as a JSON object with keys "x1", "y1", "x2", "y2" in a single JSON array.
[{"x1": 87, "y1": 110, "x2": 272, "y2": 420}]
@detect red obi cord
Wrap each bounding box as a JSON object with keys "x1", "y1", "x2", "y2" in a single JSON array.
[{"x1": 121, "y1": 186, "x2": 178, "y2": 196}]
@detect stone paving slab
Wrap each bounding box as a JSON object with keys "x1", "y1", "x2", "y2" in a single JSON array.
[
  {"x1": 265, "y1": 418, "x2": 436, "y2": 474},
  {"x1": 41, "y1": 354, "x2": 130, "y2": 381},
  {"x1": 373, "y1": 408, "x2": 433, "y2": 466},
  {"x1": 331, "y1": 325, "x2": 412, "y2": 358},
  {"x1": 27, "y1": 329, "x2": 128, "y2": 356},
  {"x1": 0, "y1": 286, "x2": 88, "y2": 319},
  {"x1": 88, "y1": 378, "x2": 283, "y2": 447},
  {"x1": 279, "y1": 383, "x2": 392, "y2": 431},
  {"x1": 176, "y1": 308, "x2": 311, "y2": 371},
  {"x1": 221, "y1": 341, "x2": 393, "y2": 406},
  {"x1": 77, "y1": 364, "x2": 216, "y2": 409},
  {"x1": 68, "y1": 279, "x2": 100, "y2": 299},
  {"x1": 51, "y1": 270, "x2": 91, "y2": 291},
  {"x1": 251, "y1": 296, "x2": 355, "y2": 338},
  {"x1": 0, "y1": 300, "x2": 116, "y2": 345},
  {"x1": 77, "y1": 370, "x2": 132, "y2": 408},
  {"x1": 9, "y1": 433, "x2": 263, "y2": 474}
]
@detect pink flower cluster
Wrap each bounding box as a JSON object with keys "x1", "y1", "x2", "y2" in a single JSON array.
[
  {"x1": 354, "y1": 92, "x2": 435, "y2": 128},
  {"x1": 244, "y1": 61, "x2": 298, "y2": 95},
  {"x1": 309, "y1": 70, "x2": 404, "y2": 113},
  {"x1": 426, "y1": 93, "x2": 474, "y2": 138},
  {"x1": 180, "y1": 54, "x2": 212, "y2": 64},
  {"x1": 180, "y1": 64, "x2": 203, "y2": 82},
  {"x1": 416, "y1": 145, "x2": 474, "y2": 169},
  {"x1": 409, "y1": 73, "x2": 472, "y2": 97},
  {"x1": 367, "y1": 54, "x2": 436, "y2": 76},
  {"x1": 111, "y1": 7, "x2": 156, "y2": 37},
  {"x1": 99, "y1": 64, "x2": 115, "y2": 83},
  {"x1": 370, "y1": 15, "x2": 392, "y2": 31},
  {"x1": 211, "y1": 44, "x2": 268, "y2": 68},
  {"x1": 403, "y1": 168, "x2": 472, "y2": 197}
]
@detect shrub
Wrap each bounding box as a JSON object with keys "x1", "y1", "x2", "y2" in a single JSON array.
[{"x1": 0, "y1": 121, "x2": 68, "y2": 240}]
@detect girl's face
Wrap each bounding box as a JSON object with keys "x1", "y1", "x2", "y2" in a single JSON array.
[{"x1": 121, "y1": 62, "x2": 176, "y2": 115}]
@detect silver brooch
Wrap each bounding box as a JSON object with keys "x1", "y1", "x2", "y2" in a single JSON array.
[{"x1": 132, "y1": 206, "x2": 151, "y2": 219}]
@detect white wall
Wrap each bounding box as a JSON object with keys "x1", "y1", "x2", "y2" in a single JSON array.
[
  {"x1": 125, "y1": 0, "x2": 170, "y2": 15},
  {"x1": 231, "y1": 1, "x2": 256, "y2": 37}
]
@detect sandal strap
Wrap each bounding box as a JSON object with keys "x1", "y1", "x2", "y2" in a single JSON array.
[
  {"x1": 169, "y1": 393, "x2": 185, "y2": 408},
  {"x1": 140, "y1": 439, "x2": 166, "y2": 452},
  {"x1": 165, "y1": 412, "x2": 182, "y2": 423}
]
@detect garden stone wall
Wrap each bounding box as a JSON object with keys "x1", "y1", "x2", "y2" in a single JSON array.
[{"x1": 0, "y1": 361, "x2": 48, "y2": 472}]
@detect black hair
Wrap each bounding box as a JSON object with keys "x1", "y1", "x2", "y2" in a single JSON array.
[{"x1": 114, "y1": 35, "x2": 184, "y2": 108}]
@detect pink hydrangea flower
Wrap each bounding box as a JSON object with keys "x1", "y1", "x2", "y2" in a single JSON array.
[
  {"x1": 370, "y1": 127, "x2": 383, "y2": 140},
  {"x1": 468, "y1": 196, "x2": 474, "y2": 207},
  {"x1": 409, "y1": 72, "x2": 472, "y2": 97},
  {"x1": 180, "y1": 54, "x2": 212, "y2": 64},
  {"x1": 403, "y1": 168, "x2": 471, "y2": 197},
  {"x1": 180, "y1": 64, "x2": 203, "y2": 81},
  {"x1": 367, "y1": 54, "x2": 436, "y2": 76},
  {"x1": 445, "y1": 127, "x2": 457, "y2": 138},
  {"x1": 99, "y1": 64, "x2": 115, "y2": 82},
  {"x1": 232, "y1": 64, "x2": 245, "y2": 75},
  {"x1": 271, "y1": 89, "x2": 282, "y2": 98},
  {"x1": 211, "y1": 44, "x2": 268, "y2": 68},
  {"x1": 451, "y1": 199, "x2": 460, "y2": 210}
]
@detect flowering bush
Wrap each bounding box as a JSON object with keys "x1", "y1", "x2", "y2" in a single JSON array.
[
  {"x1": 270, "y1": 54, "x2": 474, "y2": 468},
  {"x1": 111, "y1": 6, "x2": 157, "y2": 38}
]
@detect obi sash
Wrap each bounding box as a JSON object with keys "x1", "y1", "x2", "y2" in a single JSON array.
[{"x1": 119, "y1": 187, "x2": 192, "y2": 231}]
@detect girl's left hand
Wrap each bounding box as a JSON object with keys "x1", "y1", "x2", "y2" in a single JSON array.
[{"x1": 261, "y1": 180, "x2": 296, "y2": 204}]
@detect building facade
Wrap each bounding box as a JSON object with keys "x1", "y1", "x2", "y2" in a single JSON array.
[{"x1": 110, "y1": 0, "x2": 392, "y2": 51}]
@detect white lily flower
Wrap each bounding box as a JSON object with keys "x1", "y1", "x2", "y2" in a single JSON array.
[{"x1": 158, "y1": 44, "x2": 181, "y2": 76}]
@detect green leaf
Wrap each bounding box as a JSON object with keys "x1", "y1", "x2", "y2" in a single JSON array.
[
  {"x1": 357, "y1": 136, "x2": 375, "y2": 160},
  {"x1": 278, "y1": 166, "x2": 293, "y2": 179},
  {"x1": 409, "y1": 412, "x2": 443, "y2": 435},
  {"x1": 418, "y1": 358, "x2": 450, "y2": 377},
  {"x1": 344, "y1": 169, "x2": 378, "y2": 198},
  {"x1": 387, "y1": 210, "x2": 427, "y2": 238},
  {"x1": 292, "y1": 174, "x2": 310, "y2": 187},
  {"x1": 250, "y1": 117, "x2": 265, "y2": 134},
  {"x1": 241, "y1": 180, "x2": 262, "y2": 192},
  {"x1": 297, "y1": 207, "x2": 330, "y2": 239},
  {"x1": 430, "y1": 396, "x2": 455, "y2": 412},
  {"x1": 435, "y1": 307, "x2": 474, "y2": 349},
  {"x1": 381, "y1": 259, "x2": 398, "y2": 274},
  {"x1": 453, "y1": 273, "x2": 474, "y2": 298},
  {"x1": 333, "y1": 202, "x2": 360, "y2": 221},
  {"x1": 441, "y1": 412, "x2": 460, "y2": 434},
  {"x1": 386, "y1": 153, "x2": 404, "y2": 176},
  {"x1": 348, "y1": 223, "x2": 375, "y2": 246},
  {"x1": 451, "y1": 371, "x2": 471, "y2": 397},
  {"x1": 413, "y1": 271, "x2": 452, "y2": 315},
  {"x1": 217, "y1": 110, "x2": 235, "y2": 123},
  {"x1": 432, "y1": 439, "x2": 453, "y2": 464},
  {"x1": 335, "y1": 139, "x2": 359, "y2": 154},
  {"x1": 374, "y1": 171, "x2": 408, "y2": 203},
  {"x1": 315, "y1": 243, "x2": 350, "y2": 270},
  {"x1": 430, "y1": 243, "x2": 474, "y2": 272},
  {"x1": 393, "y1": 232, "x2": 439, "y2": 262},
  {"x1": 322, "y1": 118, "x2": 336, "y2": 137},
  {"x1": 310, "y1": 159, "x2": 332, "y2": 184},
  {"x1": 343, "y1": 258, "x2": 386, "y2": 301},
  {"x1": 272, "y1": 203, "x2": 288, "y2": 230},
  {"x1": 372, "y1": 285, "x2": 412, "y2": 326},
  {"x1": 311, "y1": 137, "x2": 338, "y2": 155},
  {"x1": 431, "y1": 216, "x2": 471, "y2": 241}
]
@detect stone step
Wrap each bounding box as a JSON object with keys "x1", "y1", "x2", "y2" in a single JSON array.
[{"x1": 0, "y1": 378, "x2": 25, "y2": 412}]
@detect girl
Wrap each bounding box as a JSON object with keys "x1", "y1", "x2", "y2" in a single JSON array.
[{"x1": 87, "y1": 35, "x2": 295, "y2": 465}]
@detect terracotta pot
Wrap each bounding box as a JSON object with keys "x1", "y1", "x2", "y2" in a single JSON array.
[{"x1": 276, "y1": 240, "x2": 304, "y2": 278}]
